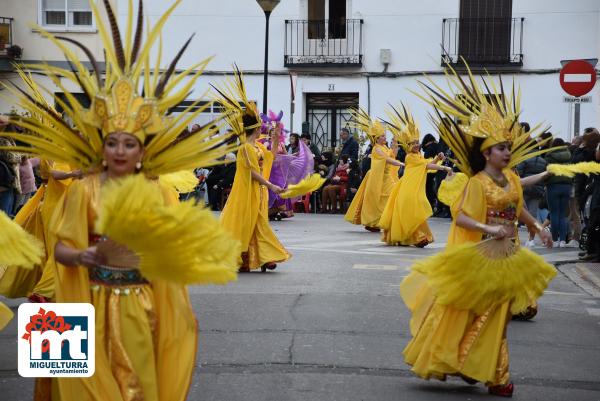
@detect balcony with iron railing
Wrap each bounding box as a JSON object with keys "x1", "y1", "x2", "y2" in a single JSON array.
[
  {"x1": 284, "y1": 19, "x2": 363, "y2": 67},
  {"x1": 441, "y1": 17, "x2": 524, "y2": 68}
]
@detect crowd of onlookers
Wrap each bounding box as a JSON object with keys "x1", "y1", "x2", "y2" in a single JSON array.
[
  {"x1": 0, "y1": 118, "x2": 39, "y2": 217},
  {"x1": 517, "y1": 126, "x2": 600, "y2": 261}
]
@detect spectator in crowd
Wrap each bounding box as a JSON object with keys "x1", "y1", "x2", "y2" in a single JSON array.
[
  {"x1": 301, "y1": 133, "x2": 321, "y2": 159},
  {"x1": 572, "y1": 128, "x2": 600, "y2": 210},
  {"x1": 517, "y1": 139, "x2": 548, "y2": 247},
  {"x1": 339, "y1": 128, "x2": 359, "y2": 162},
  {"x1": 206, "y1": 153, "x2": 236, "y2": 211},
  {"x1": 544, "y1": 137, "x2": 573, "y2": 247},
  {"x1": 16, "y1": 156, "x2": 37, "y2": 210},
  {"x1": 321, "y1": 154, "x2": 350, "y2": 213},
  {"x1": 579, "y1": 141, "x2": 600, "y2": 262},
  {"x1": 421, "y1": 133, "x2": 439, "y2": 208},
  {"x1": 433, "y1": 136, "x2": 452, "y2": 217},
  {"x1": 346, "y1": 159, "x2": 362, "y2": 204},
  {"x1": 287, "y1": 133, "x2": 300, "y2": 155},
  {"x1": 317, "y1": 151, "x2": 334, "y2": 178},
  {"x1": 0, "y1": 119, "x2": 21, "y2": 216}
]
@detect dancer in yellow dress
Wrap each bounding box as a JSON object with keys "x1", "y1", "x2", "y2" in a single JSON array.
[
  {"x1": 379, "y1": 104, "x2": 453, "y2": 246},
  {"x1": 344, "y1": 108, "x2": 402, "y2": 231},
  {"x1": 0, "y1": 1, "x2": 239, "y2": 400},
  {"x1": 214, "y1": 69, "x2": 291, "y2": 272},
  {"x1": 0, "y1": 69, "x2": 80, "y2": 302},
  {"x1": 401, "y1": 65, "x2": 556, "y2": 397}
]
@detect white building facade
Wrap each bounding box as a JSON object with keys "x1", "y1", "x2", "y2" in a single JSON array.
[{"x1": 1, "y1": 0, "x2": 599, "y2": 153}]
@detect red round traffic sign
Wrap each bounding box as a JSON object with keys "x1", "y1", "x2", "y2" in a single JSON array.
[{"x1": 560, "y1": 60, "x2": 597, "y2": 97}]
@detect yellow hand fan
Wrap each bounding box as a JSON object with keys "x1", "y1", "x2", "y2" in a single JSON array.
[
  {"x1": 0, "y1": 211, "x2": 44, "y2": 269},
  {"x1": 280, "y1": 173, "x2": 326, "y2": 199},
  {"x1": 95, "y1": 174, "x2": 239, "y2": 285},
  {"x1": 547, "y1": 161, "x2": 600, "y2": 178}
]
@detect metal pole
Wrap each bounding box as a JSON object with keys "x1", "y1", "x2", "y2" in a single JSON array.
[
  {"x1": 574, "y1": 101, "x2": 580, "y2": 136},
  {"x1": 262, "y1": 11, "x2": 271, "y2": 114}
]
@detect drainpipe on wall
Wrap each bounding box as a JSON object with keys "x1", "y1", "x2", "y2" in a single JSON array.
[{"x1": 367, "y1": 75, "x2": 371, "y2": 114}]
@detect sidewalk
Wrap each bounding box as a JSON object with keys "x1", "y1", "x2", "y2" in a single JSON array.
[{"x1": 558, "y1": 261, "x2": 600, "y2": 298}]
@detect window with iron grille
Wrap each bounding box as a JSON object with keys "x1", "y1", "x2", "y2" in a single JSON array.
[{"x1": 40, "y1": 0, "x2": 93, "y2": 29}]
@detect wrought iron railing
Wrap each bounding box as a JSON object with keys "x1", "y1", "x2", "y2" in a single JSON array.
[
  {"x1": 0, "y1": 17, "x2": 14, "y2": 57},
  {"x1": 284, "y1": 19, "x2": 363, "y2": 67},
  {"x1": 442, "y1": 17, "x2": 524, "y2": 67}
]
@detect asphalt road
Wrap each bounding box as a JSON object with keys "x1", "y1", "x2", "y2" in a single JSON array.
[{"x1": 1, "y1": 214, "x2": 599, "y2": 401}]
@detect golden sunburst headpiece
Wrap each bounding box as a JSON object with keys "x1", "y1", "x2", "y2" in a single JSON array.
[
  {"x1": 349, "y1": 107, "x2": 385, "y2": 144},
  {"x1": 382, "y1": 103, "x2": 420, "y2": 150},
  {"x1": 211, "y1": 65, "x2": 262, "y2": 143},
  {"x1": 0, "y1": 0, "x2": 236, "y2": 176},
  {"x1": 414, "y1": 60, "x2": 553, "y2": 176}
]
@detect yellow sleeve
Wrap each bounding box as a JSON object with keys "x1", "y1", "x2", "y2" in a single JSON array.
[
  {"x1": 406, "y1": 153, "x2": 428, "y2": 168},
  {"x1": 54, "y1": 179, "x2": 93, "y2": 249},
  {"x1": 448, "y1": 176, "x2": 487, "y2": 246},
  {"x1": 454, "y1": 176, "x2": 487, "y2": 223},
  {"x1": 240, "y1": 143, "x2": 259, "y2": 171}
]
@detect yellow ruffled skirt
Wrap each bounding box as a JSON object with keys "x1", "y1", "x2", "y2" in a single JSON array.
[
  {"x1": 401, "y1": 241, "x2": 556, "y2": 385},
  {"x1": 401, "y1": 272, "x2": 511, "y2": 385}
]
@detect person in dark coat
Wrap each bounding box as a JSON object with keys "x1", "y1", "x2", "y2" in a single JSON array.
[
  {"x1": 207, "y1": 153, "x2": 237, "y2": 211},
  {"x1": 579, "y1": 142, "x2": 600, "y2": 261},
  {"x1": 339, "y1": 128, "x2": 359, "y2": 162},
  {"x1": 421, "y1": 133, "x2": 439, "y2": 208}
]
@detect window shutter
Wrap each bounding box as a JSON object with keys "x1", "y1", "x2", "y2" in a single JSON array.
[
  {"x1": 67, "y1": 0, "x2": 91, "y2": 11},
  {"x1": 43, "y1": 0, "x2": 66, "y2": 11}
]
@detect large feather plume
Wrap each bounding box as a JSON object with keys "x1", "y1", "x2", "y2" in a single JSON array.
[
  {"x1": 0, "y1": 211, "x2": 44, "y2": 269},
  {"x1": 95, "y1": 174, "x2": 239, "y2": 285},
  {"x1": 547, "y1": 162, "x2": 600, "y2": 178},
  {"x1": 414, "y1": 59, "x2": 556, "y2": 177}
]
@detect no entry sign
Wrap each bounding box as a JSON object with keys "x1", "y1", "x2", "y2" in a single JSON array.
[{"x1": 560, "y1": 60, "x2": 597, "y2": 97}]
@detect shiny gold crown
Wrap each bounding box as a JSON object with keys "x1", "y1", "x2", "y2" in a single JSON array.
[
  {"x1": 349, "y1": 107, "x2": 385, "y2": 143},
  {"x1": 384, "y1": 103, "x2": 420, "y2": 150},
  {"x1": 86, "y1": 79, "x2": 164, "y2": 143}
]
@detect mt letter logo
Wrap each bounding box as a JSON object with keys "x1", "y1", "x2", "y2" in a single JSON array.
[{"x1": 18, "y1": 303, "x2": 95, "y2": 377}]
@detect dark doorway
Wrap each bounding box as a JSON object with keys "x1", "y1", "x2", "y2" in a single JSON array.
[{"x1": 305, "y1": 93, "x2": 358, "y2": 152}]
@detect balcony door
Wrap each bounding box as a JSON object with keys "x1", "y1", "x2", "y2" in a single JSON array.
[
  {"x1": 459, "y1": 0, "x2": 512, "y2": 64},
  {"x1": 305, "y1": 0, "x2": 349, "y2": 62}
]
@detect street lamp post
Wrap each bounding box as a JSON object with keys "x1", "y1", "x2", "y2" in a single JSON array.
[{"x1": 256, "y1": 0, "x2": 280, "y2": 114}]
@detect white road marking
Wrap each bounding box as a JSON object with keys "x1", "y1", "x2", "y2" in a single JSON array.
[
  {"x1": 585, "y1": 308, "x2": 600, "y2": 317},
  {"x1": 353, "y1": 264, "x2": 405, "y2": 271},
  {"x1": 543, "y1": 290, "x2": 586, "y2": 296}
]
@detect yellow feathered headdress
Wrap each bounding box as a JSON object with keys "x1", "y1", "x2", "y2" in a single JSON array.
[
  {"x1": 211, "y1": 65, "x2": 262, "y2": 142},
  {"x1": 349, "y1": 107, "x2": 385, "y2": 144},
  {"x1": 415, "y1": 60, "x2": 554, "y2": 177},
  {"x1": 382, "y1": 103, "x2": 420, "y2": 150},
  {"x1": 0, "y1": 0, "x2": 236, "y2": 176}
]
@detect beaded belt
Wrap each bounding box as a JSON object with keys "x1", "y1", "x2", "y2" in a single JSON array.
[{"x1": 89, "y1": 264, "x2": 148, "y2": 287}]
